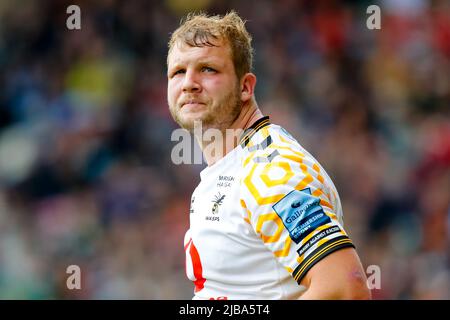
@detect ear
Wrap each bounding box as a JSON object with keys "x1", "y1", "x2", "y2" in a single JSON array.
[{"x1": 240, "y1": 73, "x2": 257, "y2": 103}]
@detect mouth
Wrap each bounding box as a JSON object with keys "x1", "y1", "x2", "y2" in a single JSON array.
[{"x1": 181, "y1": 100, "x2": 206, "y2": 109}]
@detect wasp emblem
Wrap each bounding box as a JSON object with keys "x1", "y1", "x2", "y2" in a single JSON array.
[{"x1": 211, "y1": 193, "x2": 226, "y2": 215}]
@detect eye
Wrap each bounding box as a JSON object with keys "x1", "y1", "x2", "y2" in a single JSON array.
[
  {"x1": 171, "y1": 69, "x2": 185, "y2": 77},
  {"x1": 202, "y1": 67, "x2": 216, "y2": 73}
]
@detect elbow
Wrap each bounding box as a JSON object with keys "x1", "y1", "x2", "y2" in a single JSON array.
[
  {"x1": 300, "y1": 281, "x2": 372, "y2": 300},
  {"x1": 346, "y1": 289, "x2": 372, "y2": 300},
  {"x1": 326, "y1": 278, "x2": 373, "y2": 300},
  {"x1": 342, "y1": 283, "x2": 372, "y2": 300}
]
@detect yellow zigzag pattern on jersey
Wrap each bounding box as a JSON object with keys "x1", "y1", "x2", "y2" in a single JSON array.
[
  {"x1": 239, "y1": 125, "x2": 354, "y2": 285},
  {"x1": 243, "y1": 150, "x2": 333, "y2": 211},
  {"x1": 241, "y1": 126, "x2": 341, "y2": 263}
]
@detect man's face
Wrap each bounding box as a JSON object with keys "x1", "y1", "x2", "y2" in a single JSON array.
[{"x1": 167, "y1": 39, "x2": 242, "y2": 132}]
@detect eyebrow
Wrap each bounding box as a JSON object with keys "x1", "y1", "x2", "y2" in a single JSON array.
[
  {"x1": 171, "y1": 58, "x2": 223, "y2": 68},
  {"x1": 168, "y1": 59, "x2": 224, "y2": 74}
]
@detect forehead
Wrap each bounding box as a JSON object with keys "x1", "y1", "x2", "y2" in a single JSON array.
[{"x1": 168, "y1": 40, "x2": 233, "y2": 67}]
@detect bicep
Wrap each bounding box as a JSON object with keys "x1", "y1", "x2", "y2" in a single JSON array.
[{"x1": 299, "y1": 247, "x2": 371, "y2": 300}]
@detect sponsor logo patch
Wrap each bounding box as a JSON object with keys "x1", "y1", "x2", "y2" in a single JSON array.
[{"x1": 273, "y1": 188, "x2": 331, "y2": 243}]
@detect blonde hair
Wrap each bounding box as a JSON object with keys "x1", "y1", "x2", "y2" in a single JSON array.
[{"x1": 168, "y1": 11, "x2": 253, "y2": 79}]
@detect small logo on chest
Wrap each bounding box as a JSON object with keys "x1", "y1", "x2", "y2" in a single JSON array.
[
  {"x1": 204, "y1": 192, "x2": 226, "y2": 222},
  {"x1": 211, "y1": 192, "x2": 226, "y2": 215}
]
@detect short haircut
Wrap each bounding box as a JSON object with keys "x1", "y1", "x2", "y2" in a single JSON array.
[{"x1": 168, "y1": 11, "x2": 253, "y2": 79}]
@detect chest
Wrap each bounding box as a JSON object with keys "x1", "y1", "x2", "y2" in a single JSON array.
[{"x1": 190, "y1": 173, "x2": 240, "y2": 227}]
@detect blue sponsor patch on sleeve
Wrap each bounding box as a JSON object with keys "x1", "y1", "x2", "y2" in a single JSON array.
[{"x1": 272, "y1": 188, "x2": 331, "y2": 244}]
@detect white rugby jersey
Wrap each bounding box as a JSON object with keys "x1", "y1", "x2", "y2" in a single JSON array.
[{"x1": 184, "y1": 117, "x2": 354, "y2": 300}]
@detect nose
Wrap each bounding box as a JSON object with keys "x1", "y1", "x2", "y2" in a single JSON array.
[{"x1": 182, "y1": 69, "x2": 201, "y2": 93}]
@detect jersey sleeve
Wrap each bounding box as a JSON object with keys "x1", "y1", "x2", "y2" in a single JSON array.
[{"x1": 240, "y1": 140, "x2": 355, "y2": 284}]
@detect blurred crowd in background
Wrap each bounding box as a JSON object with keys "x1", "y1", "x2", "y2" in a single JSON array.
[{"x1": 0, "y1": 0, "x2": 448, "y2": 299}]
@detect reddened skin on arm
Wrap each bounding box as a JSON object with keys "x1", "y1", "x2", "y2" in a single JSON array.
[{"x1": 299, "y1": 248, "x2": 372, "y2": 300}]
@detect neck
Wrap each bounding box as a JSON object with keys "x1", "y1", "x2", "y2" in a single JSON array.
[{"x1": 196, "y1": 99, "x2": 264, "y2": 166}]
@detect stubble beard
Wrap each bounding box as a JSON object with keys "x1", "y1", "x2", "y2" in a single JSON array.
[{"x1": 169, "y1": 85, "x2": 242, "y2": 134}]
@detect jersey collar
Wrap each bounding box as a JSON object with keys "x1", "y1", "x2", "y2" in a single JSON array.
[{"x1": 239, "y1": 116, "x2": 271, "y2": 147}]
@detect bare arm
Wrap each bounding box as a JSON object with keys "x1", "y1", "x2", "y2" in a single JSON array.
[{"x1": 299, "y1": 248, "x2": 372, "y2": 300}]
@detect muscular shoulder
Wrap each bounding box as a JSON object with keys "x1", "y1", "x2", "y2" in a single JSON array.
[
  {"x1": 240, "y1": 124, "x2": 339, "y2": 221},
  {"x1": 239, "y1": 124, "x2": 354, "y2": 284}
]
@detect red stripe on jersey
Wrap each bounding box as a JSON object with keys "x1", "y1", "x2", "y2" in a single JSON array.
[
  {"x1": 184, "y1": 238, "x2": 192, "y2": 251},
  {"x1": 189, "y1": 241, "x2": 206, "y2": 292}
]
